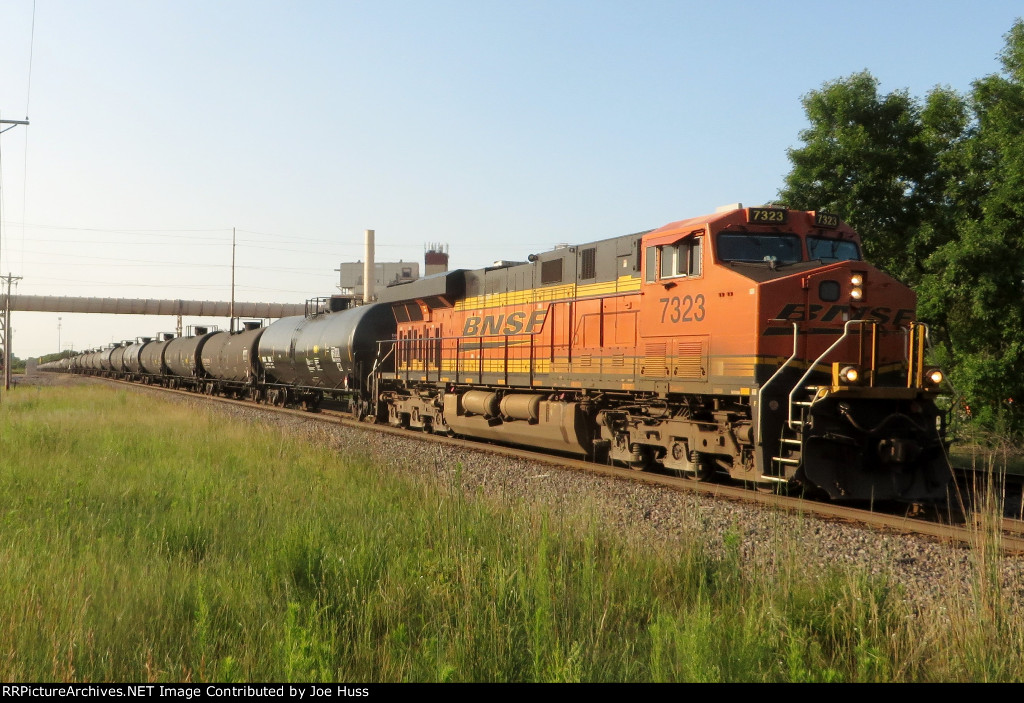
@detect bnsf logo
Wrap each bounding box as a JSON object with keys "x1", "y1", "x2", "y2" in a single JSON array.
[
  {"x1": 775, "y1": 303, "x2": 915, "y2": 326},
  {"x1": 462, "y1": 310, "x2": 548, "y2": 336}
]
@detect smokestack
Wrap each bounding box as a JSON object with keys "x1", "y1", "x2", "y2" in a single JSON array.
[{"x1": 363, "y1": 229, "x2": 375, "y2": 303}]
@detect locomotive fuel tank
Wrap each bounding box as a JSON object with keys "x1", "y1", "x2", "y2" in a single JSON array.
[{"x1": 258, "y1": 303, "x2": 395, "y2": 389}]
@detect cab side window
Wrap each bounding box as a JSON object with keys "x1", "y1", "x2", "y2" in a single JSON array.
[
  {"x1": 645, "y1": 246, "x2": 658, "y2": 283},
  {"x1": 648, "y1": 237, "x2": 702, "y2": 281}
]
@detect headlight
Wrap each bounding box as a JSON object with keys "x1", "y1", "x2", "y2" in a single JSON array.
[
  {"x1": 850, "y1": 287, "x2": 864, "y2": 300},
  {"x1": 926, "y1": 368, "x2": 944, "y2": 386},
  {"x1": 840, "y1": 365, "x2": 860, "y2": 383},
  {"x1": 850, "y1": 273, "x2": 864, "y2": 286}
]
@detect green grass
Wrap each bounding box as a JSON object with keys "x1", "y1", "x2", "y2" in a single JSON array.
[{"x1": 0, "y1": 385, "x2": 1022, "y2": 681}]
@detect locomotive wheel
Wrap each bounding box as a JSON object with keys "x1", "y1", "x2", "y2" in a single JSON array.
[
  {"x1": 683, "y1": 452, "x2": 715, "y2": 482},
  {"x1": 628, "y1": 445, "x2": 651, "y2": 471}
]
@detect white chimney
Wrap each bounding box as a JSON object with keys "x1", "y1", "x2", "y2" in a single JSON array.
[{"x1": 363, "y1": 229, "x2": 375, "y2": 303}]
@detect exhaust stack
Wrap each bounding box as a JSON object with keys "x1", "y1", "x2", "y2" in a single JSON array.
[{"x1": 363, "y1": 229, "x2": 375, "y2": 303}]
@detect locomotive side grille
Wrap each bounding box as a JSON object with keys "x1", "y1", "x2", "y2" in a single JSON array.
[
  {"x1": 580, "y1": 247, "x2": 597, "y2": 280},
  {"x1": 719, "y1": 360, "x2": 755, "y2": 376},
  {"x1": 674, "y1": 341, "x2": 704, "y2": 379},
  {"x1": 642, "y1": 343, "x2": 668, "y2": 377},
  {"x1": 541, "y1": 259, "x2": 564, "y2": 285}
]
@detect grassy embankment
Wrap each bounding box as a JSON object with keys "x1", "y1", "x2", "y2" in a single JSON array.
[{"x1": 0, "y1": 384, "x2": 1021, "y2": 682}]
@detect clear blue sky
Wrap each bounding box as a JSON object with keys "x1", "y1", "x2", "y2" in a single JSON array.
[{"x1": 0, "y1": 0, "x2": 1021, "y2": 357}]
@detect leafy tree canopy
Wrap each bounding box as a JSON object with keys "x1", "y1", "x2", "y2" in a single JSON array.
[{"x1": 781, "y1": 20, "x2": 1024, "y2": 435}]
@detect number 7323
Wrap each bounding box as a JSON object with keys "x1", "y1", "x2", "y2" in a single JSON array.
[{"x1": 659, "y1": 294, "x2": 706, "y2": 323}]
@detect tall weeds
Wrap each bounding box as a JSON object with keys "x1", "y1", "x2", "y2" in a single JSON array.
[{"x1": 1, "y1": 385, "x2": 1022, "y2": 681}]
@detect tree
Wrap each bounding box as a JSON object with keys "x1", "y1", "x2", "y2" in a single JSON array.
[
  {"x1": 781, "y1": 20, "x2": 1024, "y2": 435},
  {"x1": 778, "y1": 71, "x2": 961, "y2": 284},
  {"x1": 918, "y1": 20, "x2": 1024, "y2": 431}
]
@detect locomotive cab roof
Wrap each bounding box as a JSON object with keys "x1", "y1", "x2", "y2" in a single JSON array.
[{"x1": 643, "y1": 206, "x2": 860, "y2": 248}]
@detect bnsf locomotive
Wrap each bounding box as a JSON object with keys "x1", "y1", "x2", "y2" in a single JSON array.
[{"x1": 45, "y1": 206, "x2": 952, "y2": 501}]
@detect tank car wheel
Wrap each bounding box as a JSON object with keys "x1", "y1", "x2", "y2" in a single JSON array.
[
  {"x1": 303, "y1": 392, "x2": 322, "y2": 412},
  {"x1": 352, "y1": 400, "x2": 366, "y2": 420}
]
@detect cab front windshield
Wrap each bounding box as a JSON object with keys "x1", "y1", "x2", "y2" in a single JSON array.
[
  {"x1": 807, "y1": 236, "x2": 861, "y2": 262},
  {"x1": 716, "y1": 233, "x2": 802, "y2": 264}
]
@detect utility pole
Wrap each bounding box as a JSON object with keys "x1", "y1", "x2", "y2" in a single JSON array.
[
  {"x1": 1, "y1": 273, "x2": 23, "y2": 392},
  {"x1": 0, "y1": 116, "x2": 29, "y2": 400},
  {"x1": 0, "y1": 118, "x2": 29, "y2": 135}
]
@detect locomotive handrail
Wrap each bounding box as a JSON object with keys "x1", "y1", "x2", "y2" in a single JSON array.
[
  {"x1": 906, "y1": 321, "x2": 931, "y2": 389},
  {"x1": 757, "y1": 322, "x2": 800, "y2": 446},
  {"x1": 787, "y1": 319, "x2": 875, "y2": 430}
]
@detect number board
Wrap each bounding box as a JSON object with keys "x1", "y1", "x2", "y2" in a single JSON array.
[
  {"x1": 814, "y1": 212, "x2": 840, "y2": 229},
  {"x1": 747, "y1": 208, "x2": 788, "y2": 224}
]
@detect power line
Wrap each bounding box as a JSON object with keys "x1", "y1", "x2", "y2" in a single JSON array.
[
  {"x1": 25, "y1": 1, "x2": 36, "y2": 118},
  {"x1": 21, "y1": 0, "x2": 37, "y2": 274}
]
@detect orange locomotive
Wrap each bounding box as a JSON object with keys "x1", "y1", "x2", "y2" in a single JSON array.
[{"x1": 376, "y1": 205, "x2": 950, "y2": 501}]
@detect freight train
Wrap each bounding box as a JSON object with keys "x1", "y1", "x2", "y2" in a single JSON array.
[{"x1": 42, "y1": 206, "x2": 952, "y2": 501}]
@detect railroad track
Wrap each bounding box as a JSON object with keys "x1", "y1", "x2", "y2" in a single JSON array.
[{"x1": 101, "y1": 376, "x2": 1024, "y2": 556}]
